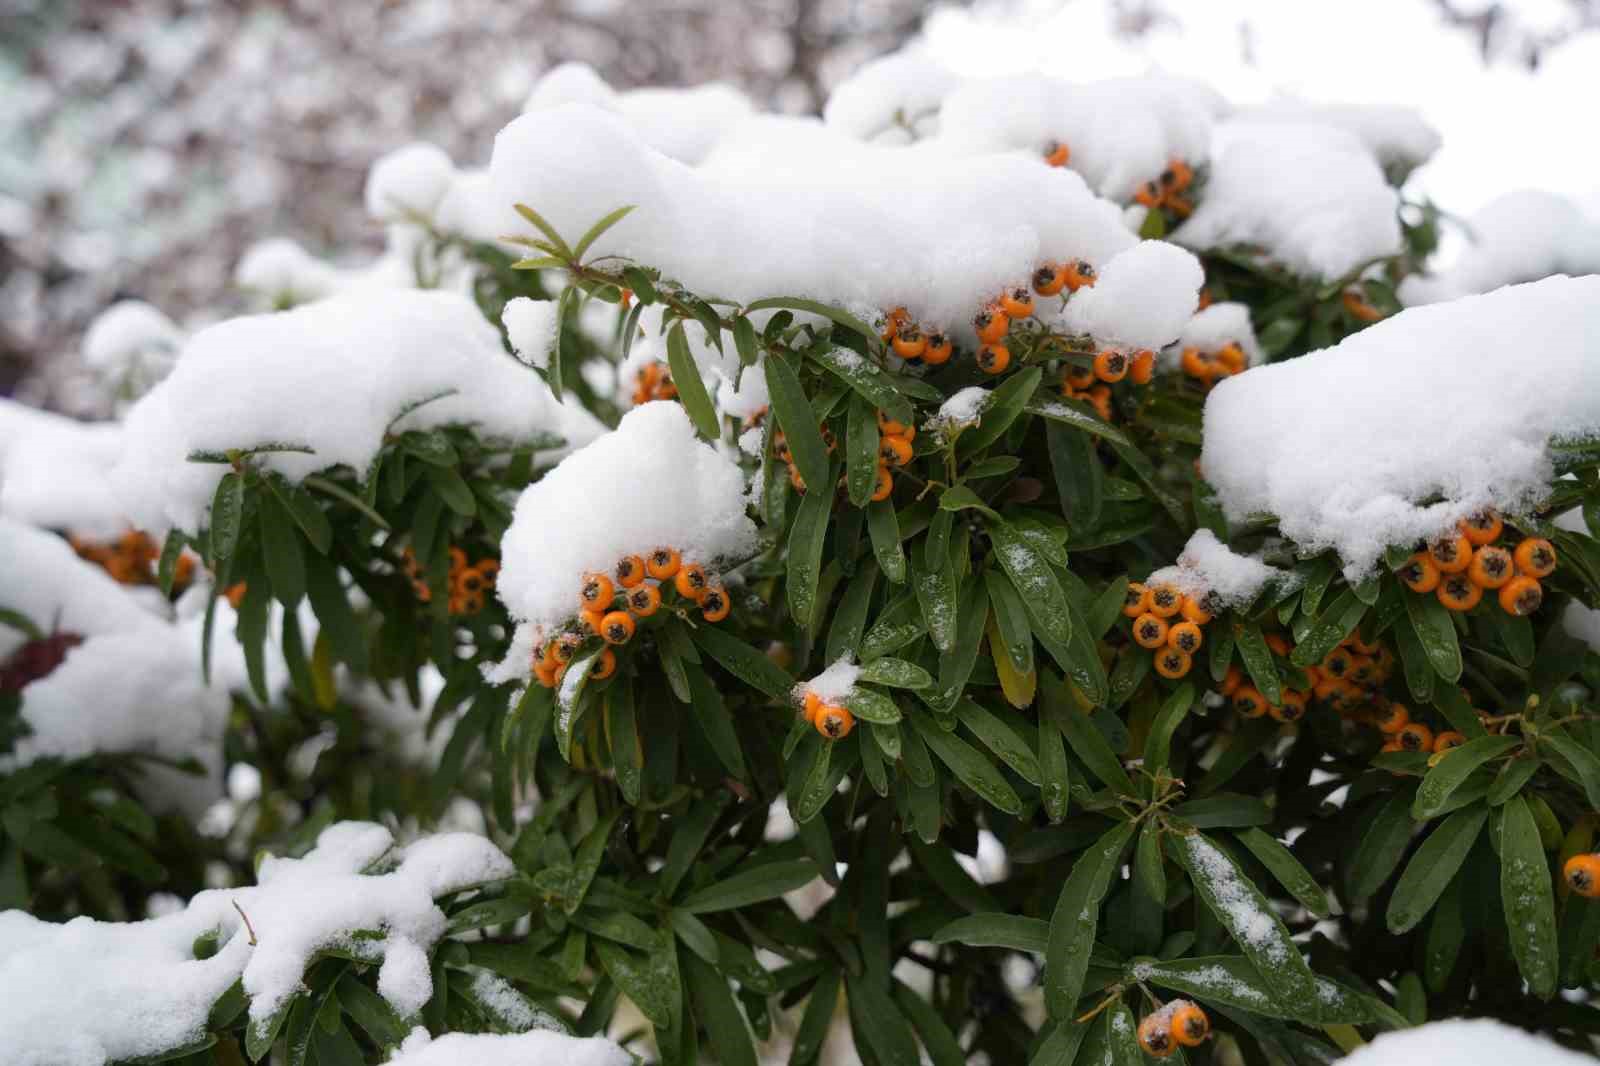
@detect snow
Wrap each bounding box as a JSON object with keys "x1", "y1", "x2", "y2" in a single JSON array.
[
  {"x1": 365, "y1": 142, "x2": 457, "y2": 223},
  {"x1": 1054, "y1": 240, "x2": 1202, "y2": 350},
  {"x1": 801, "y1": 656, "x2": 862, "y2": 704},
  {"x1": 1175, "y1": 302, "x2": 1262, "y2": 368},
  {"x1": 1563, "y1": 601, "x2": 1600, "y2": 655},
  {"x1": 81, "y1": 300, "x2": 182, "y2": 380},
  {"x1": 1174, "y1": 120, "x2": 1401, "y2": 280},
  {"x1": 1334, "y1": 1019, "x2": 1592, "y2": 1066},
  {"x1": 494, "y1": 401, "x2": 758, "y2": 650},
  {"x1": 486, "y1": 102, "x2": 1137, "y2": 340},
  {"x1": 502, "y1": 296, "x2": 563, "y2": 370},
  {"x1": 114, "y1": 289, "x2": 584, "y2": 531},
  {"x1": 1242, "y1": 98, "x2": 1441, "y2": 171},
  {"x1": 0, "y1": 823, "x2": 514, "y2": 1066},
  {"x1": 1399, "y1": 190, "x2": 1600, "y2": 305},
  {"x1": 715, "y1": 364, "x2": 770, "y2": 421},
  {"x1": 0, "y1": 516, "x2": 157, "y2": 659},
  {"x1": 931, "y1": 387, "x2": 991, "y2": 432},
  {"x1": 822, "y1": 51, "x2": 961, "y2": 143},
  {"x1": 388, "y1": 1027, "x2": 631, "y2": 1066},
  {"x1": 234, "y1": 237, "x2": 341, "y2": 305},
  {"x1": 1179, "y1": 833, "x2": 1287, "y2": 962},
  {"x1": 1200, "y1": 275, "x2": 1600, "y2": 579},
  {"x1": 0, "y1": 400, "x2": 134, "y2": 537},
  {"x1": 1144, "y1": 529, "x2": 1291, "y2": 609}
]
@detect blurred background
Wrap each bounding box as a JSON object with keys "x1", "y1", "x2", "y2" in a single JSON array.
[{"x1": 3, "y1": 0, "x2": 1597, "y2": 408}]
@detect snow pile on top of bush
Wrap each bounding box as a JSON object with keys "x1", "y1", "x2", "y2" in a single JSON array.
[
  {"x1": 486, "y1": 103, "x2": 1137, "y2": 339},
  {"x1": 1053, "y1": 240, "x2": 1203, "y2": 350},
  {"x1": 1175, "y1": 120, "x2": 1401, "y2": 280},
  {"x1": 1334, "y1": 1018, "x2": 1591, "y2": 1066},
  {"x1": 1145, "y1": 529, "x2": 1292, "y2": 608},
  {"x1": 800, "y1": 656, "x2": 862, "y2": 704},
  {"x1": 1201, "y1": 275, "x2": 1600, "y2": 578},
  {"x1": 823, "y1": 51, "x2": 961, "y2": 142},
  {"x1": 1242, "y1": 99, "x2": 1441, "y2": 170},
  {"x1": 388, "y1": 1028, "x2": 630, "y2": 1066},
  {"x1": 1177, "y1": 302, "x2": 1262, "y2": 366},
  {"x1": 502, "y1": 297, "x2": 564, "y2": 371},
  {"x1": 936, "y1": 74, "x2": 1224, "y2": 201},
  {"x1": 115, "y1": 289, "x2": 596, "y2": 531},
  {"x1": 0, "y1": 822, "x2": 513, "y2": 1066},
  {"x1": 495, "y1": 401, "x2": 758, "y2": 644},
  {"x1": 1399, "y1": 190, "x2": 1600, "y2": 305},
  {"x1": 234, "y1": 237, "x2": 343, "y2": 306},
  {"x1": 0, "y1": 516, "x2": 157, "y2": 658},
  {"x1": 0, "y1": 400, "x2": 132, "y2": 536},
  {"x1": 82, "y1": 300, "x2": 183, "y2": 384},
  {"x1": 366, "y1": 142, "x2": 458, "y2": 223}
]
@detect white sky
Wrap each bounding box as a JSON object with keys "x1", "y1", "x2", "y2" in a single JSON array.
[{"x1": 923, "y1": 0, "x2": 1600, "y2": 217}]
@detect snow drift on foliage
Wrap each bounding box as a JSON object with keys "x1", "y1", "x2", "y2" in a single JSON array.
[
  {"x1": 1145, "y1": 529, "x2": 1293, "y2": 608},
  {"x1": 822, "y1": 51, "x2": 961, "y2": 142},
  {"x1": 366, "y1": 142, "x2": 457, "y2": 223},
  {"x1": 502, "y1": 296, "x2": 563, "y2": 370},
  {"x1": 0, "y1": 516, "x2": 156, "y2": 659},
  {"x1": 1399, "y1": 190, "x2": 1600, "y2": 305},
  {"x1": 486, "y1": 102, "x2": 1137, "y2": 339},
  {"x1": 388, "y1": 1028, "x2": 630, "y2": 1066},
  {"x1": 234, "y1": 237, "x2": 342, "y2": 305},
  {"x1": 0, "y1": 823, "x2": 513, "y2": 1066},
  {"x1": 1333, "y1": 1018, "x2": 1591, "y2": 1065},
  {"x1": 0, "y1": 399, "x2": 133, "y2": 536},
  {"x1": 1200, "y1": 275, "x2": 1600, "y2": 579},
  {"x1": 114, "y1": 289, "x2": 598, "y2": 531},
  {"x1": 1052, "y1": 240, "x2": 1203, "y2": 350},
  {"x1": 1242, "y1": 98, "x2": 1440, "y2": 171},
  {"x1": 495, "y1": 402, "x2": 758, "y2": 656},
  {"x1": 1175, "y1": 120, "x2": 1401, "y2": 280},
  {"x1": 1175, "y1": 301, "x2": 1263, "y2": 368}
]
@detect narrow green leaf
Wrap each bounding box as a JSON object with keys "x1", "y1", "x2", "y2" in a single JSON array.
[
  {"x1": 1045, "y1": 822, "x2": 1135, "y2": 1018},
  {"x1": 1414, "y1": 736, "x2": 1518, "y2": 818},
  {"x1": 866, "y1": 499, "x2": 907, "y2": 583},
  {"x1": 1043, "y1": 673, "x2": 1134, "y2": 796},
  {"x1": 932, "y1": 913, "x2": 1049, "y2": 953},
  {"x1": 1235, "y1": 622, "x2": 1283, "y2": 706},
  {"x1": 765, "y1": 352, "x2": 830, "y2": 491},
  {"x1": 572, "y1": 204, "x2": 635, "y2": 260},
  {"x1": 680, "y1": 859, "x2": 818, "y2": 914},
  {"x1": 988, "y1": 519, "x2": 1072, "y2": 647},
  {"x1": 846, "y1": 394, "x2": 880, "y2": 508},
  {"x1": 1236, "y1": 828, "x2": 1329, "y2": 919},
  {"x1": 1387, "y1": 806, "x2": 1488, "y2": 933},
  {"x1": 668, "y1": 321, "x2": 722, "y2": 441},
  {"x1": 1404, "y1": 590, "x2": 1463, "y2": 682},
  {"x1": 787, "y1": 487, "x2": 832, "y2": 629},
  {"x1": 913, "y1": 714, "x2": 1022, "y2": 814},
  {"x1": 1142, "y1": 683, "x2": 1195, "y2": 775},
  {"x1": 209, "y1": 473, "x2": 245, "y2": 561},
  {"x1": 1501, "y1": 796, "x2": 1559, "y2": 998}
]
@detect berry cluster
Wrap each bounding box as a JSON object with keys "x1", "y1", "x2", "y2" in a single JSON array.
[
  {"x1": 1132, "y1": 159, "x2": 1196, "y2": 217},
  {"x1": 1177, "y1": 340, "x2": 1248, "y2": 387},
  {"x1": 530, "y1": 547, "x2": 730, "y2": 689},
  {"x1": 401, "y1": 545, "x2": 499, "y2": 616},
  {"x1": 71, "y1": 529, "x2": 194, "y2": 589},
  {"x1": 882, "y1": 308, "x2": 954, "y2": 366},
  {"x1": 1136, "y1": 999, "x2": 1210, "y2": 1058},
  {"x1": 1399, "y1": 511, "x2": 1555, "y2": 617},
  {"x1": 800, "y1": 689, "x2": 854, "y2": 740},
  {"x1": 630, "y1": 361, "x2": 677, "y2": 406},
  {"x1": 1060, "y1": 346, "x2": 1155, "y2": 421},
  {"x1": 1123, "y1": 582, "x2": 1214, "y2": 680},
  {"x1": 1373, "y1": 702, "x2": 1463, "y2": 755}
]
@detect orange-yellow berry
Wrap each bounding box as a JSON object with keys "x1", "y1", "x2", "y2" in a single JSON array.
[
  {"x1": 675, "y1": 563, "x2": 709, "y2": 602},
  {"x1": 1429, "y1": 534, "x2": 1473, "y2": 574},
  {"x1": 616, "y1": 555, "x2": 646, "y2": 588},
  {"x1": 1168, "y1": 621, "x2": 1203, "y2": 655},
  {"x1": 626, "y1": 583, "x2": 661, "y2": 617},
  {"x1": 1564, "y1": 854, "x2": 1600, "y2": 898},
  {"x1": 1133, "y1": 613, "x2": 1169, "y2": 649},
  {"x1": 1399, "y1": 553, "x2": 1441, "y2": 594},
  {"x1": 1514, "y1": 538, "x2": 1557, "y2": 578},
  {"x1": 600, "y1": 611, "x2": 636, "y2": 645},
  {"x1": 1122, "y1": 582, "x2": 1152, "y2": 618},
  {"x1": 701, "y1": 585, "x2": 731, "y2": 622},
  {"x1": 1437, "y1": 573, "x2": 1482, "y2": 612},
  {"x1": 1498, "y1": 575, "x2": 1543, "y2": 617},
  {"x1": 976, "y1": 344, "x2": 1010, "y2": 375},
  {"x1": 647, "y1": 547, "x2": 681, "y2": 580},
  {"x1": 1460, "y1": 510, "x2": 1502, "y2": 546}
]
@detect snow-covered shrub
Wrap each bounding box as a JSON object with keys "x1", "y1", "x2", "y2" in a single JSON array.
[{"x1": 5, "y1": 48, "x2": 1600, "y2": 1066}]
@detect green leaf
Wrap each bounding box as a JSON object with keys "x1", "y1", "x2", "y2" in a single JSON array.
[
  {"x1": 791, "y1": 969, "x2": 841, "y2": 1066},
  {"x1": 1026, "y1": 398, "x2": 1131, "y2": 445},
  {"x1": 810, "y1": 345, "x2": 913, "y2": 425},
  {"x1": 960, "y1": 368, "x2": 1042, "y2": 455},
  {"x1": 892, "y1": 979, "x2": 965, "y2": 1066},
  {"x1": 846, "y1": 394, "x2": 880, "y2": 508},
  {"x1": 846, "y1": 976, "x2": 922, "y2": 1066},
  {"x1": 684, "y1": 950, "x2": 758, "y2": 1066},
  {"x1": 209, "y1": 472, "x2": 245, "y2": 561},
  {"x1": 1501, "y1": 796, "x2": 1559, "y2": 998},
  {"x1": 1045, "y1": 821, "x2": 1135, "y2": 1018},
  {"x1": 668, "y1": 321, "x2": 722, "y2": 441},
  {"x1": 1046, "y1": 420, "x2": 1102, "y2": 531},
  {"x1": 1539, "y1": 733, "x2": 1600, "y2": 810},
  {"x1": 1387, "y1": 806, "x2": 1488, "y2": 933},
  {"x1": 1142, "y1": 683, "x2": 1195, "y2": 775},
  {"x1": 1039, "y1": 711, "x2": 1071, "y2": 823},
  {"x1": 1403, "y1": 590, "x2": 1463, "y2": 682},
  {"x1": 690, "y1": 624, "x2": 794, "y2": 700},
  {"x1": 866, "y1": 499, "x2": 908, "y2": 583},
  {"x1": 1348, "y1": 791, "x2": 1417, "y2": 903},
  {"x1": 514, "y1": 202, "x2": 574, "y2": 259},
  {"x1": 680, "y1": 858, "x2": 819, "y2": 914},
  {"x1": 932, "y1": 913, "x2": 1049, "y2": 953},
  {"x1": 843, "y1": 686, "x2": 903, "y2": 724},
  {"x1": 985, "y1": 569, "x2": 1035, "y2": 674},
  {"x1": 1172, "y1": 793, "x2": 1272, "y2": 829},
  {"x1": 858, "y1": 657, "x2": 932, "y2": 690},
  {"x1": 1235, "y1": 828, "x2": 1329, "y2": 919},
  {"x1": 744, "y1": 297, "x2": 878, "y2": 347},
  {"x1": 1234, "y1": 622, "x2": 1283, "y2": 706},
  {"x1": 688, "y1": 666, "x2": 748, "y2": 780},
  {"x1": 940, "y1": 484, "x2": 999, "y2": 520},
  {"x1": 572, "y1": 204, "x2": 635, "y2": 260},
  {"x1": 913, "y1": 714, "x2": 1022, "y2": 814},
  {"x1": 987, "y1": 519, "x2": 1072, "y2": 648},
  {"x1": 595, "y1": 940, "x2": 681, "y2": 1031},
  {"x1": 258, "y1": 487, "x2": 306, "y2": 606},
  {"x1": 732, "y1": 316, "x2": 759, "y2": 367},
  {"x1": 959, "y1": 700, "x2": 1042, "y2": 785},
  {"x1": 1133, "y1": 956, "x2": 1397, "y2": 1025},
  {"x1": 1289, "y1": 589, "x2": 1368, "y2": 668},
  {"x1": 912, "y1": 540, "x2": 959, "y2": 653},
  {"x1": 1414, "y1": 735, "x2": 1518, "y2": 818},
  {"x1": 787, "y1": 486, "x2": 832, "y2": 629},
  {"x1": 1043, "y1": 673, "x2": 1134, "y2": 796},
  {"x1": 765, "y1": 352, "x2": 830, "y2": 491}
]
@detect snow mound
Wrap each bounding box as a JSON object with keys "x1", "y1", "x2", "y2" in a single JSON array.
[
  {"x1": 1400, "y1": 190, "x2": 1600, "y2": 305},
  {"x1": 0, "y1": 823, "x2": 514, "y2": 1066},
  {"x1": 496, "y1": 401, "x2": 758, "y2": 638},
  {"x1": 234, "y1": 237, "x2": 341, "y2": 305},
  {"x1": 1175, "y1": 120, "x2": 1400, "y2": 280},
  {"x1": 801, "y1": 656, "x2": 862, "y2": 704},
  {"x1": 1200, "y1": 275, "x2": 1600, "y2": 579},
  {"x1": 503, "y1": 296, "x2": 563, "y2": 370},
  {"x1": 389, "y1": 1028, "x2": 631, "y2": 1066},
  {"x1": 1243, "y1": 99, "x2": 1440, "y2": 171},
  {"x1": 1334, "y1": 1019, "x2": 1591, "y2": 1066},
  {"x1": 0, "y1": 401, "x2": 133, "y2": 536},
  {"x1": 1055, "y1": 240, "x2": 1203, "y2": 350},
  {"x1": 82, "y1": 300, "x2": 183, "y2": 392},
  {"x1": 114, "y1": 289, "x2": 575, "y2": 531},
  {"x1": 1145, "y1": 530, "x2": 1292, "y2": 609},
  {"x1": 823, "y1": 51, "x2": 961, "y2": 143},
  {"x1": 486, "y1": 102, "x2": 1137, "y2": 339},
  {"x1": 1178, "y1": 302, "x2": 1261, "y2": 366},
  {"x1": 0, "y1": 516, "x2": 157, "y2": 658},
  {"x1": 366, "y1": 142, "x2": 457, "y2": 223}
]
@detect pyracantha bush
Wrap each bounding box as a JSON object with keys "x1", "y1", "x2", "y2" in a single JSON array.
[{"x1": 5, "y1": 55, "x2": 1600, "y2": 1066}]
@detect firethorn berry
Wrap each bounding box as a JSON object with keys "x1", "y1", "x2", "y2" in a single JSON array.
[
  {"x1": 447, "y1": 593, "x2": 467, "y2": 615},
  {"x1": 1093, "y1": 349, "x2": 1128, "y2": 383},
  {"x1": 1498, "y1": 575, "x2": 1543, "y2": 616},
  {"x1": 1347, "y1": 632, "x2": 1380, "y2": 656},
  {"x1": 1428, "y1": 533, "x2": 1473, "y2": 574},
  {"x1": 819, "y1": 425, "x2": 837, "y2": 454},
  {"x1": 1272, "y1": 690, "x2": 1308, "y2": 723},
  {"x1": 1134, "y1": 180, "x2": 1162, "y2": 208},
  {"x1": 871, "y1": 465, "x2": 894, "y2": 502},
  {"x1": 1033, "y1": 262, "x2": 1068, "y2": 296},
  {"x1": 881, "y1": 306, "x2": 908, "y2": 342},
  {"x1": 1155, "y1": 648, "x2": 1192, "y2": 679},
  {"x1": 449, "y1": 546, "x2": 467, "y2": 571},
  {"x1": 973, "y1": 305, "x2": 1009, "y2": 344},
  {"x1": 1179, "y1": 347, "x2": 1215, "y2": 379},
  {"x1": 1122, "y1": 582, "x2": 1151, "y2": 618},
  {"x1": 1148, "y1": 585, "x2": 1182, "y2": 619},
  {"x1": 1327, "y1": 680, "x2": 1364, "y2": 713},
  {"x1": 1433, "y1": 731, "x2": 1465, "y2": 753},
  {"x1": 1341, "y1": 289, "x2": 1382, "y2": 322},
  {"x1": 1138, "y1": 1014, "x2": 1175, "y2": 1059},
  {"x1": 591, "y1": 647, "x2": 617, "y2": 681},
  {"x1": 1264, "y1": 633, "x2": 1290, "y2": 656},
  {"x1": 1064, "y1": 362, "x2": 1097, "y2": 390},
  {"x1": 1133, "y1": 613, "x2": 1170, "y2": 649},
  {"x1": 789, "y1": 466, "x2": 807, "y2": 492},
  {"x1": 1129, "y1": 349, "x2": 1156, "y2": 385},
  {"x1": 1467, "y1": 545, "x2": 1513, "y2": 588},
  {"x1": 580, "y1": 572, "x2": 614, "y2": 610},
  {"x1": 1063, "y1": 260, "x2": 1096, "y2": 291},
  {"x1": 1398, "y1": 722, "x2": 1434, "y2": 753},
  {"x1": 1513, "y1": 537, "x2": 1557, "y2": 578},
  {"x1": 615, "y1": 555, "x2": 646, "y2": 588},
  {"x1": 891, "y1": 326, "x2": 927, "y2": 360},
  {"x1": 626, "y1": 583, "x2": 661, "y2": 617},
  {"x1": 1348, "y1": 654, "x2": 1378, "y2": 686},
  {"x1": 1168, "y1": 621, "x2": 1203, "y2": 655},
  {"x1": 1399, "y1": 553, "x2": 1441, "y2": 593},
  {"x1": 701, "y1": 585, "x2": 731, "y2": 622},
  {"x1": 1437, "y1": 573, "x2": 1482, "y2": 611},
  {"x1": 1460, "y1": 510, "x2": 1503, "y2": 545},
  {"x1": 647, "y1": 547, "x2": 681, "y2": 580},
  {"x1": 1380, "y1": 739, "x2": 1403, "y2": 753},
  {"x1": 553, "y1": 632, "x2": 582, "y2": 663},
  {"x1": 413, "y1": 580, "x2": 432, "y2": 604},
  {"x1": 1087, "y1": 385, "x2": 1113, "y2": 421},
  {"x1": 1564, "y1": 854, "x2": 1600, "y2": 898},
  {"x1": 1215, "y1": 343, "x2": 1247, "y2": 374},
  {"x1": 876, "y1": 411, "x2": 910, "y2": 438},
  {"x1": 1000, "y1": 286, "x2": 1035, "y2": 318},
  {"x1": 579, "y1": 609, "x2": 606, "y2": 638},
  {"x1": 1171, "y1": 1003, "x2": 1209, "y2": 1047},
  {"x1": 458, "y1": 570, "x2": 485, "y2": 596},
  {"x1": 600, "y1": 611, "x2": 636, "y2": 645},
  {"x1": 1233, "y1": 686, "x2": 1269, "y2": 718},
  {"x1": 476, "y1": 559, "x2": 500, "y2": 585},
  {"x1": 533, "y1": 660, "x2": 558, "y2": 688},
  {"x1": 1219, "y1": 663, "x2": 1243, "y2": 696},
  {"x1": 1376, "y1": 703, "x2": 1409, "y2": 733},
  {"x1": 816, "y1": 704, "x2": 855, "y2": 739},
  {"x1": 1164, "y1": 159, "x2": 1195, "y2": 191},
  {"x1": 802, "y1": 690, "x2": 822, "y2": 724},
  {"x1": 1179, "y1": 594, "x2": 1212, "y2": 625},
  {"x1": 879, "y1": 435, "x2": 913, "y2": 467},
  {"x1": 773, "y1": 431, "x2": 792, "y2": 461},
  {"x1": 1044, "y1": 140, "x2": 1070, "y2": 167},
  {"x1": 675, "y1": 563, "x2": 710, "y2": 602},
  {"x1": 922, "y1": 332, "x2": 953, "y2": 365},
  {"x1": 976, "y1": 344, "x2": 1010, "y2": 374}
]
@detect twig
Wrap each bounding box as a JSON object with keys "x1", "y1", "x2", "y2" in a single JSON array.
[{"x1": 233, "y1": 900, "x2": 258, "y2": 946}]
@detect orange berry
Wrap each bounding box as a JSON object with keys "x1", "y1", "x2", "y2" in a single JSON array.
[
  {"x1": 600, "y1": 611, "x2": 636, "y2": 645},
  {"x1": 475, "y1": 559, "x2": 500, "y2": 585},
  {"x1": 1132, "y1": 613, "x2": 1170, "y2": 649},
  {"x1": 1397, "y1": 722, "x2": 1434, "y2": 753},
  {"x1": 1168, "y1": 621, "x2": 1203, "y2": 655},
  {"x1": 1233, "y1": 686, "x2": 1269, "y2": 718},
  {"x1": 1000, "y1": 287, "x2": 1035, "y2": 318},
  {"x1": 1398, "y1": 553, "x2": 1441, "y2": 593},
  {"x1": 615, "y1": 555, "x2": 646, "y2": 588},
  {"x1": 413, "y1": 580, "x2": 432, "y2": 604},
  {"x1": 1437, "y1": 573, "x2": 1482, "y2": 611},
  {"x1": 1271, "y1": 690, "x2": 1308, "y2": 723},
  {"x1": 802, "y1": 690, "x2": 823, "y2": 724},
  {"x1": 973, "y1": 305, "x2": 1009, "y2": 344},
  {"x1": 1433, "y1": 731, "x2": 1465, "y2": 753},
  {"x1": 533, "y1": 660, "x2": 558, "y2": 688},
  {"x1": 1218, "y1": 663, "x2": 1243, "y2": 696},
  {"x1": 675, "y1": 563, "x2": 710, "y2": 602},
  {"x1": 701, "y1": 584, "x2": 731, "y2": 622},
  {"x1": 976, "y1": 344, "x2": 1011, "y2": 374},
  {"x1": 578, "y1": 608, "x2": 605, "y2": 636},
  {"x1": 1154, "y1": 648, "x2": 1192, "y2": 679},
  {"x1": 816, "y1": 704, "x2": 855, "y2": 739},
  {"x1": 225, "y1": 582, "x2": 247, "y2": 609},
  {"x1": 448, "y1": 546, "x2": 467, "y2": 571},
  {"x1": 580, "y1": 572, "x2": 615, "y2": 611},
  {"x1": 1467, "y1": 545, "x2": 1513, "y2": 589},
  {"x1": 591, "y1": 647, "x2": 617, "y2": 681},
  {"x1": 1380, "y1": 739, "x2": 1403, "y2": 753},
  {"x1": 1044, "y1": 140, "x2": 1070, "y2": 167},
  {"x1": 879, "y1": 435, "x2": 913, "y2": 467},
  {"x1": 1177, "y1": 594, "x2": 1213, "y2": 626},
  {"x1": 1093, "y1": 349, "x2": 1128, "y2": 383},
  {"x1": 1498, "y1": 575, "x2": 1543, "y2": 617},
  {"x1": 1063, "y1": 362, "x2": 1097, "y2": 391},
  {"x1": 1122, "y1": 582, "x2": 1152, "y2": 618},
  {"x1": 1215, "y1": 343, "x2": 1247, "y2": 374},
  {"x1": 1513, "y1": 538, "x2": 1557, "y2": 578},
  {"x1": 1148, "y1": 585, "x2": 1182, "y2": 619},
  {"x1": 1428, "y1": 534, "x2": 1472, "y2": 574},
  {"x1": 1032, "y1": 262, "x2": 1067, "y2": 296},
  {"x1": 1138, "y1": 1014, "x2": 1175, "y2": 1059},
  {"x1": 1086, "y1": 385, "x2": 1112, "y2": 421},
  {"x1": 1347, "y1": 653, "x2": 1378, "y2": 686},
  {"x1": 1134, "y1": 180, "x2": 1162, "y2": 208},
  {"x1": 1322, "y1": 647, "x2": 1354, "y2": 679},
  {"x1": 1264, "y1": 633, "x2": 1290, "y2": 657},
  {"x1": 647, "y1": 547, "x2": 681, "y2": 580},
  {"x1": 626, "y1": 583, "x2": 661, "y2": 617},
  {"x1": 1459, "y1": 510, "x2": 1502, "y2": 546},
  {"x1": 458, "y1": 570, "x2": 485, "y2": 596},
  {"x1": 1347, "y1": 632, "x2": 1380, "y2": 656},
  {"x1": 789, "y1": 465, "x2": 807, "y2": 493},
  {"x1": 1062, "y1": 260, "x2": 1096, "y2": 291},
  {"x1": 1564, "y1": 854, "x2": 1600, "y2": 898},
  {"x1": 880, "y1": 306, "x2": 908, "y2": 343},
  {"x1": 922, "y1": 332, "x2": 953, "y2": 365},
  {"x1": 891, "y1": 327, "x2": 927, "y2": 360},
  {"x1": 1129, "y1": 349, "x2": 1156, "y2": 385},
  {"x1": 553, "y1": 632, "x2": 582, "y2": 663},
  {"x1": 1179, "y1": 347, "x2": 1215, "y2": 380},
  {"x1": 877, "y1": 409, "x2": 910, "y2": 437},
  {"x1": 1171, "y1": 1003, "x2": 1209, "y2": 1047},
  {"x1": 1376, "y1": 703, "x2": 1409, "y2": 734},
  {"x1": 1342, "y1": 289, "x2": 1382, "y2": 323}
]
